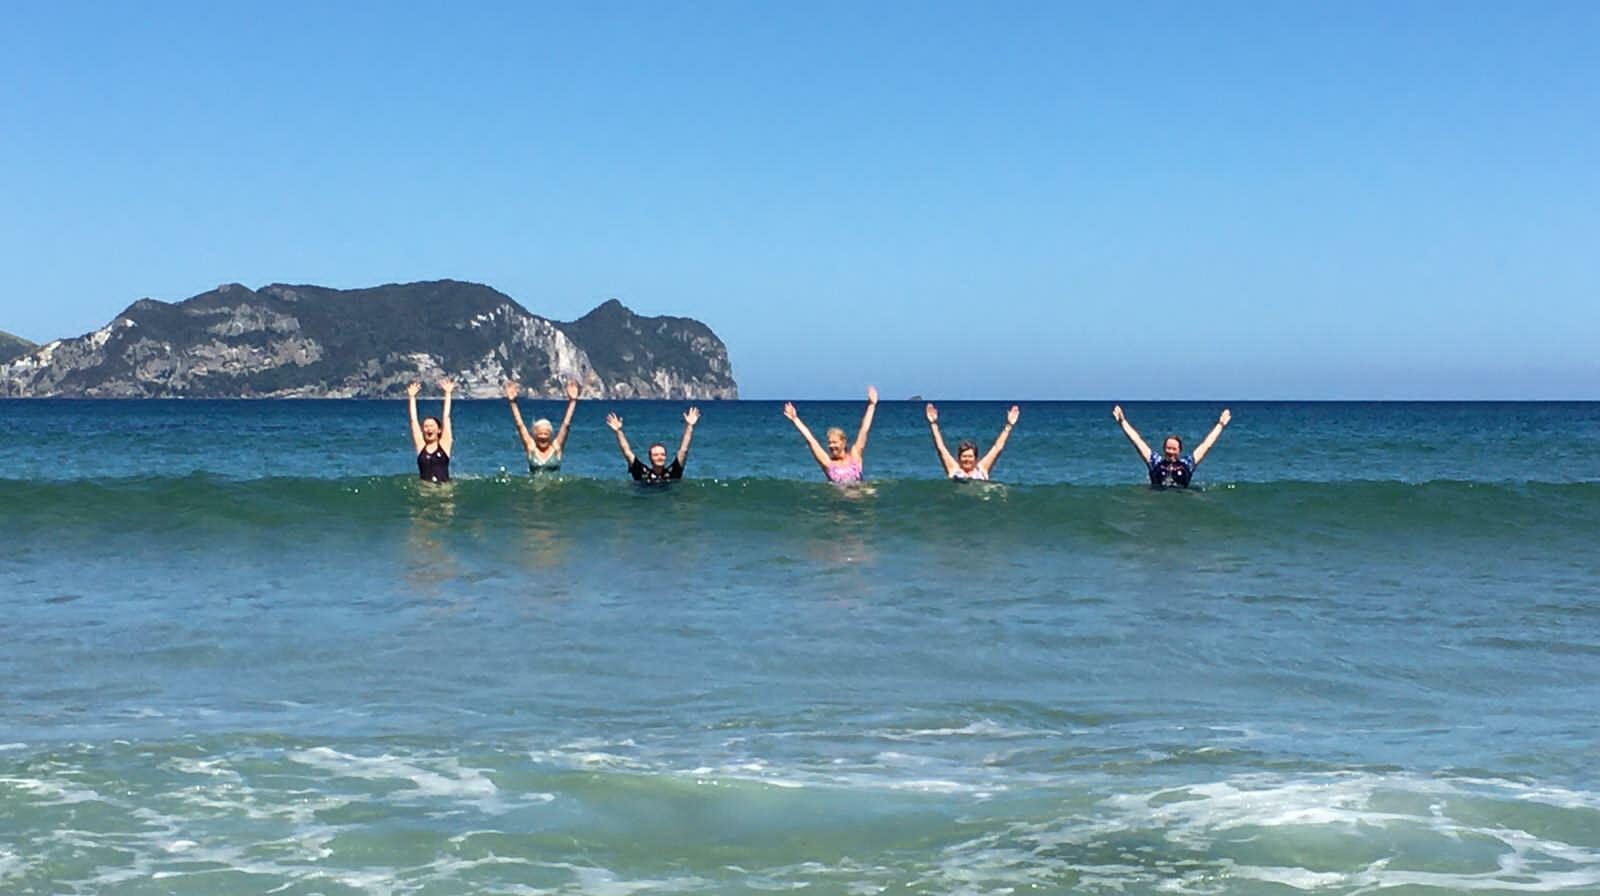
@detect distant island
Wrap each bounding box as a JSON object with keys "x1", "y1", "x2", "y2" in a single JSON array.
[{"x1": 0, "y1": 281, "x2": 737, "y2": 399}]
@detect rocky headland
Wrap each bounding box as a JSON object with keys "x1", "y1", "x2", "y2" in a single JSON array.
[{"x1": 0, "y1": 281, "x2": 737, "y2": 399}]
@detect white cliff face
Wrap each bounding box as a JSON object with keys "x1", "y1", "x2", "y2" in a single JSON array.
[
  {"x1": 501, "y1": 315, "x2": 603, "y2": 398},
  {"x1": 0, "y1": 286, "x2": 737, "y2": 399},
  {"x1": 397, "y1": 312, "x2": 608, "y2": 399},
  {"x1": 0, "y1": 319, "x2": 137, "y2": 396},
  {"x1": 603, "y1": 367, "x2": 738, "y2": 401}
]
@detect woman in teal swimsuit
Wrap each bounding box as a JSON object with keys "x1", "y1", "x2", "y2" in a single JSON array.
[{"x1": 504, "y1": 379, "x2": 580, "y2": 475}]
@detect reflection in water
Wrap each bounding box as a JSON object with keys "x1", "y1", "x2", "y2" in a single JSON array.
[
  {"x1": 799, "y1": 486, "x2": 881, "y2": 614},
  {"x1": 807, "y1": 484, "x2": 876, "y2": 567},
  {"x1": 509, "y1": 478, "x2": 572, "y2": 575},
  {"x1": 405, "y1": 481, "x2": 458, "y2": 595}
]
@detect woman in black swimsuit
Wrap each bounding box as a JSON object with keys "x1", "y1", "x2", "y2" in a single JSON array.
[{"x1": 407, "y1": 379, "x2": 455, "y2": 482}]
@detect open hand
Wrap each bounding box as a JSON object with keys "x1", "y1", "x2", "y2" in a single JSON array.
[
  {"x1": 925, "y1": 403, "x2": 938, "y2": 424},
  {"x1": 783, "y1": 402, "x2": 798, "y2": 422},
  {"x1": 866, "y1": 385, "x2": 878, "y2": 405},
  {"x1": 605, "y1": 413, "x2": 624, "y2": 432},
  {"x1": 565, "y1": 380, "x2": 581, "y2": 402},
  {"x1": 1219, "y1": 408, "x2": 1232, "y2": 427},
  {"x1": 1006, "y1": 405, "x2": 1020, "y2": 426},
  {"x1": 406, "y1": 382, "x2": 422, "y2": 398},
  {"x1": 684, "y1": 407, "x2": 701, "y2": 426},
  {"x1": 1112, "y1": 405, "x2": 1124, "y2": 423},
  {"x1": 439, "y1": 378, "x2": 456, "y2": 395},
  {"x1": 503, "y1": 381, "x2": 520, "y2": 401}
]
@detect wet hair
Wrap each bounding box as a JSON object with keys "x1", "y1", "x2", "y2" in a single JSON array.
[
  {"x1": 825, "y1": 427, "x2": 847, "y2": 442},
  {"x1": 648, "y1": 442, "x2": 667, "y2": 457},
  {"x1": 422, "y1": 416, "x2": 441, "y2": 429},
  {"x1": 957, "y1": 439, "x2": 978, "y2": 457},
  {"x1": 1164, "y1": 434, "x2": 1183, "y2": 451}
]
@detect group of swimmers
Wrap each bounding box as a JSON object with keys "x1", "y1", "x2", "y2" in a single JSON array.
[{"x1": 407, "y1": 381, "x2": 1233, "y2": 488}]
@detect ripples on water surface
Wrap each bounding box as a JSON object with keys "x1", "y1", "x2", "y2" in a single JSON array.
[{"x1": 3, "y1": 401, "x2": 1598, "y2": 894}]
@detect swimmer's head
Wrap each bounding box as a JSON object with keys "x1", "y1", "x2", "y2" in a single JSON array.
[
  {"x1": 649, "y1": 443, "x2": 669, "y2": 468},
  {"x1": 421, "y1": 417, "x2": 442, "y2": 443},
  {"x1": 825, "y1": 427, "x2": 848, "y2": 459},
  {"x1": 957, "y1": 440, "x2": 979, "y2": 473},
  {"x1": 1163, "y1": 435, "x2": 1183, "y2": 461},
  {"x1": 531, "y1": 418, "x2": 554, "y2": 448}
]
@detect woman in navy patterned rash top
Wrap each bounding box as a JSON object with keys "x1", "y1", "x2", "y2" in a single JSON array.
[{"x1": 1111, "y1": 405, "x2": 1231, "y2": 488}]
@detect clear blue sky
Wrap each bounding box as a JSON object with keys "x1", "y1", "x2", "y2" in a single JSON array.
[{"x1": 2, "y1": 2, "x2": 1596, "y2": 398}]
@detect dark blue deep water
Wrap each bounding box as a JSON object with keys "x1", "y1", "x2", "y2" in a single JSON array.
[{"x1": 3, "y1": 400, "x2": 1598, "y2": 894}]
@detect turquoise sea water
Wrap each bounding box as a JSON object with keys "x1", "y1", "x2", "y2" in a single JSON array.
[{"x1": 3, "y1": 400, "x2": 1599, "y2": 895}]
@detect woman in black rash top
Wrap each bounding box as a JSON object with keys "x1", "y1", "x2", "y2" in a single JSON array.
[
  {"x1": 407, "y1": 379, "x2": 455, "y2": 482},
  {"x1": 606, "y1": 407, "x2": 699, "y2": 483}
]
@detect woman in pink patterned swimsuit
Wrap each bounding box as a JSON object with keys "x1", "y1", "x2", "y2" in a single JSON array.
[{"x1": 783, "y1": 386, "x2": 877, "y2": 484}]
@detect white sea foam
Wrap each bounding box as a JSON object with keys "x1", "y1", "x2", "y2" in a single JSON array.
[
  {"x1": 1103, "y1": 773, "x2": 1426, "y2": 845},
  {"x1": 0, "y1": 775, "x2": 103, "y2": 805},
  {"x1": 288, "y1": 746, "x2": 499, "y2": 801},
  {"x1": 1503, "y1": 780, "x2": 1600, "y2": 811},
  {"x1": 1345, "y1": 864, "x2": 1600, "y2": 894},
  {"x1": 18, "y1": 743, "x2": 1600, "y2": 895},
  {"x1": 528, "y1": 734, "x2": 1027, "y2": 798},
  {"x1": 920, "y1": 770, "x2": 1600, "y2": 895},
  {"x1": 874, "y1": 719, "x2": 1040, "y2": 741},
  {"x1": 529, "y1": 736, "x2": 653, "y2": 772},
  {"x1": 569, "y1": 864, "x2": 709, "y2": 895},
  {"x1": 883, "y1": 778, "x2": 982, "y2": 794},
  {"x1": 169, "y1": 755, "x2": 243, "y2": 780}
]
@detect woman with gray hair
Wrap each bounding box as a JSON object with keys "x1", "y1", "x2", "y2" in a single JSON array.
[{"x1": 504, "y1": 379, "x2": 580, "y2": 475}]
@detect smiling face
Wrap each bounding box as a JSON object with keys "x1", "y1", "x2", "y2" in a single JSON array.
[
  {"x1": 531, "y1": 420, "x2": 554, "y2": 449},
  {"x1": 958, "y1": 445, "x2": 978, "y2": 472},
  {"x1": 420, "y1": 417, "x2": 442, "y2": 444},
  {"x1": 649, "y1": 443, "x2": 669, "y2": 468},
  {"x1": 825, "y1": 428, "x2": 848, "y2": 460},
  {"x1": 1163, "y1": 436, "x2": 1183, "y2": 462}
]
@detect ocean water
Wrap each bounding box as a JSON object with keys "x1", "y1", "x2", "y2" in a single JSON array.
[{"x1": 3, "y1": 399, "x2": 1598, "y2": 895}]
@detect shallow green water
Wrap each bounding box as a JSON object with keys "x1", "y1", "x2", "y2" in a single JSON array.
[{"x1": 3, "y1": 400, "x2": 1597, "y2": 894}]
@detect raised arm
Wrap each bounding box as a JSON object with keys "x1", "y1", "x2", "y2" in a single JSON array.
[
  {"x1": 406, "y1": 381, "x2": 424, "y2": 452},
  {"x1": 438, "y1": 379, "x2": 455, "y2": 454},
  {"x1": 605, "y1": 413, "x2": 636, "y2": 465},
  {"x1": 1191, "y1": 408, "x2": 1232, "y2": 466},
  {"x1": 851, "y1": 385, "x2": 878, "y2": 459},
  {"x1": 553, "y1": 380, "x2": 580, "y2": 451},
  {"x1": 503, "y1": 381, "x2": 536, "y2": 452},
  {"x1": 925, "y1": 403, "x2": 958, "y2": 476},
  {"x1": 979, "y1": 405, "x2": 1020, "y2": 475},
  {"x1": 783, "y1": 402, "x2": 832, "y2": 470},
  {"x1": 1112, "y1": 405, "x2": 1153, "y2": 464},
  {"x1": 677, "y1": 406, "x2": 699, "y2": 464}
]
